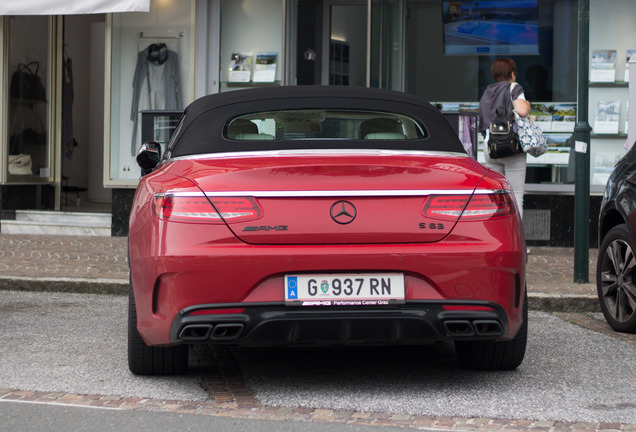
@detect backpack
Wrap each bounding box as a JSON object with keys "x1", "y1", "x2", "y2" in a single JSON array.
[
  {"x1": 10, "y1": 62, "x2": 46, "y2": 102},
  {"x1": 487, "y1": 86, "x2": 522, "y2": 159}
]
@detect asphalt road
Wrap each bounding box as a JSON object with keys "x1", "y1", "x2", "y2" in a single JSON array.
[
  {"x1": 1, "y1": 290, "x2": 635, "y2": 426},
  {"x1": 0, "y1": 400, "x2": 411, "y2": 432}
]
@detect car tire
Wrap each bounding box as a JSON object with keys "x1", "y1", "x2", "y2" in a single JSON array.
[
  {"x1": 454, "y1": 290, "x2": 528, "y2": 371},
  {"x1": 128, "y1": 282, "x2": 189, "y2": 375},
  {"x1": 596, "y1": 224, "x2": 636, "y2": 333}
]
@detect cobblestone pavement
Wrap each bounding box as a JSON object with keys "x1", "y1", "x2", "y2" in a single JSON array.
[
  {"x1": 0, "y1": 234, "x2": 597, "y2": 296},
  {"x1": 0, "y1": 235, "x2": 129, "y2": 281}
]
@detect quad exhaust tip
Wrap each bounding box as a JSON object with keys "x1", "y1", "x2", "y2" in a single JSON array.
[
  {"x1": 178, "y1": 323, "x2": 245, "y2": 341},
  {"x1": 443, "y1": 319, "x2": 503, "y2": 337},
  {"x1": 178, "y1": 324, "x2": 213, "y2": 341},
  {"x1": 473, "y1": 320, "x2": 504, "y2": 336},
  {"x1": 211, "y1": 323, "x2": 245, "y2": 340}
]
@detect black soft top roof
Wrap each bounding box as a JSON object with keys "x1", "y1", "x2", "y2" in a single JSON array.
[{"x1": 168, "y1": 85, "x2": 465, "y2": 158}]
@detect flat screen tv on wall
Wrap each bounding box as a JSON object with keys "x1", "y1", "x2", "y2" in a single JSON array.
[{"x1": 442, "y1": 0, "x2": 540, "y2": 55}]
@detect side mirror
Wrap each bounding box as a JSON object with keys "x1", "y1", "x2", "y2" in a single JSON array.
[{"x1": 136, "y1": 141, "x2": 162, "y2": 176}]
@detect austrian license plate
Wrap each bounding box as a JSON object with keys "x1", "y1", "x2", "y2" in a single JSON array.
[{"x1": 284, "y1": 273, "x2": 405, "y2": 306}]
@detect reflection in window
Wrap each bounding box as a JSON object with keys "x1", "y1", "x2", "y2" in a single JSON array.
[{"x1": 226, "y1": 110, "x2": 427, "y2": 141}]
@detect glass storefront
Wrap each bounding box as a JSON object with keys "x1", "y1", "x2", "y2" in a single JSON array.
[
  {"x1": 101, "y1": 0, "x2": 633, "y2": 194},
  {"x1": 404, "y1": 0, "x2": 579, "y2": 191},
  {"x1": 105, "y1": 0, "x2": 193, "y2": 186},
  {"x1": 3, "y1": 15, "x2": 54, "y2": 184},
  {"x1": 405, "y1": 0, "x2": 577, "y2": 102}
]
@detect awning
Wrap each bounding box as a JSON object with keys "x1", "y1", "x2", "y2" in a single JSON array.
[{"x1": 0, "y1": 0, "x2": 150, "y2": 15}]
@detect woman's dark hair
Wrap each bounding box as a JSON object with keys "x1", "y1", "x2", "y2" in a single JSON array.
[{"x1": 491, "y1": 58, "x2": 517, "y2": 82}]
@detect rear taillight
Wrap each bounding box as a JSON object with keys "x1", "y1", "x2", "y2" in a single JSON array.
[
  {"x1": 153, "y1": 194, "x2": 262, "y2": 223},
  {"x1": 422, "y1": 193, "x2": 515, "y2": 221}
]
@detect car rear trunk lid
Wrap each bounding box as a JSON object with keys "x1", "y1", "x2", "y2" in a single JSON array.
[{"x1": 177, "y1": 153, "x2": 489, "y2": 245}]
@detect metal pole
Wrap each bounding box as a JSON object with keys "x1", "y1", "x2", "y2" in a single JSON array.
[{"x1": 573, "y1": 0, "x2": 592, "y2": 283}]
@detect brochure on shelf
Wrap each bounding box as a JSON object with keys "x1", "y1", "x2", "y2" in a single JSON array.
[
  {"x1": 550, "y1": 103, "x2": 576, "y2": 132},
  {"x1": 529, "y1": 103, "x2": 575, "y2": 132},
  {"x1": 593, "y1": 152, "x2": 623, "y2": 185},
  {"x1": 545, "y1": 133, "x2": 572, "y2": 152},
  {"x1": 591, "y1": 49, "x2": 617, "y2": 82},
  {"x1": 228, "y1": 51, "x2": 253, "y2": 83},
  {"x1": 253, "y1": 52, "x2": 278, "y2": 82},
  {"x1": 626, "y1": 50, "x2": 636, "y2": 82},
  {"x1": 594, "y1": 100, "x2": 621, "y2": 134}
]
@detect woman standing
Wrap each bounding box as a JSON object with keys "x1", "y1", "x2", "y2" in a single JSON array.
[{"x1": 479, "y1": 57, "x2": 531, "y2": 219}]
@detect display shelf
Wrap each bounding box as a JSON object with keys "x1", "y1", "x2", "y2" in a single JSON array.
[
  {"x1": 591, "y1": 133, "x2": 628, "y2": 138},
  {"x1": 589, "y1": 81, "x2": 629, "y2": 88}
]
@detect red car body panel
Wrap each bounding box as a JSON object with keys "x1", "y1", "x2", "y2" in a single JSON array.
[{"x1": 129, "y1": 151, "x2": 525, "y2": 346}]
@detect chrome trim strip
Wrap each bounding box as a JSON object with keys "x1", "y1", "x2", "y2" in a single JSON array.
[
  {"x1": 167, "y1": 149, "x2": 471, "y2": 162},
  {"x1": 156, "y1": 189, "x2": 508, "y2": 198}
]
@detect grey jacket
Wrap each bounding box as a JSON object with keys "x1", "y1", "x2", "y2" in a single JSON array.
[
  {"x1": 478, "y1": 81, "x2": 524, "y2": 133},
  {"x1": 130, "y1": 49, "x2": 180, "y2": 155}
]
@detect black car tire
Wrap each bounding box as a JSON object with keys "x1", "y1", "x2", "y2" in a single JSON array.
[
  {"x1": 128, "y1": 282, "x2": 189, "y2": 375},
  {"x1": 596, "y1": 224, "x2": 636, "y2": 333},
  {"x1": 454, "y1": 290, "x2": 527, "y2": 371}
]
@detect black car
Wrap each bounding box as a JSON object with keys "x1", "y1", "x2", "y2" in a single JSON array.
[{"x1": 597, "y1": 143, "x2": 636, "y2": 333}]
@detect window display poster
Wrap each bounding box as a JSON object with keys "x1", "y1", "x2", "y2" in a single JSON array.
[
  {"x1": 545, "y1": 134, "x2": 572, "y2": 152},
  {"x1": 550, "y1": 103, "x2": 576, "y2": 132},
  {"x1": 594, "y1": 100, "x2": 621, "y2": 134},
  {"x1": 253, "y1": 52, "x2": 277, "y2": 82},
  {"x1": 529, "y1": 103, "x2": 576, "y2": 133},
  {"x1": 228, "y1": 52, "x2": 253, "y2": 82},
  {"x1": 529, "y1": 104, "x2": 553, "y2": 132},
  {"x1": 591, "y1": 49, "x2": 617, "y2": 82}
]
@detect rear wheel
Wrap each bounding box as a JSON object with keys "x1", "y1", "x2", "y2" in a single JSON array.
[
  {"x1": 597, "y1": 224, "x2": 636, "y2": 333},
  {"x1": 128, "y1": 282, "x2": 188, "y2": 375},
  {"x1": 454, "y1": 290, "x2": 528, "y2": 371}
]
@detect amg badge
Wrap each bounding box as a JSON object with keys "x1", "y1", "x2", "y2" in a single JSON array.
[{"x1": 242, "y1": 225, "x2": 288, "y2": 232}]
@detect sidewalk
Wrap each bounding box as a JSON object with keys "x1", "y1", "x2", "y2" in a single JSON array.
[{"x1": 0, "y1": 234, "x2": 599, "y2": 312}]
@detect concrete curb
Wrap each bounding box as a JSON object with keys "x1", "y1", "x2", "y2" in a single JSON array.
[
  {"x1": 528, "y1": 293, "x2": 600, "y2": 313},
  {"x1": 0, "y1": 276, "x2": 128, "y2": 296},
  {"x1": 0, "y1": 276, "x2": 601, "y2": 313}
]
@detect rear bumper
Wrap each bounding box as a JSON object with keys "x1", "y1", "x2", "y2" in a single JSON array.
[
  {"x1": 130, "y1": 214, "x2": 526, "y2": 346},
  {"x1": 168, "y1": 300, "x2": 514, "y2": 346}
]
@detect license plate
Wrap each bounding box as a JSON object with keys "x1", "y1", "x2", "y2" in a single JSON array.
[{"x1": 285, "y1": 273, "x2": 405, "y2": 306}]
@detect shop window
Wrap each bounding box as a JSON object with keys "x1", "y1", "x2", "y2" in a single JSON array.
[
  {"x1": 106, "y1": 0, "x2": 193, "y2": 185},
  {"x1": 405, "y1": 0, "x2": 578, "y2": 189},
  {"x1": 5, "y1": 16, "x2": 52, "y2": 183},
  {"x1": 220, "y1": 0, "x2": 284, "y2": 92},
  {"x1": 405, "y1": 0, "x2": 577, "y2": 103}
]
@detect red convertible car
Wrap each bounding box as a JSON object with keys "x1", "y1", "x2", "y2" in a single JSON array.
[{"x1": 128, "y1": 86, "x2": 527, "y2": 375}]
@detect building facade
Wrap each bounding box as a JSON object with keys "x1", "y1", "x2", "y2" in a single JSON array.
[{"x1": 0, "y1": 0, "x2": 633, "y2": 245}]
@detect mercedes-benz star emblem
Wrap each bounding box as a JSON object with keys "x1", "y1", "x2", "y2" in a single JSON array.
[{"x1": 330, "y1": 201, "x2": 357, "y2": 224}]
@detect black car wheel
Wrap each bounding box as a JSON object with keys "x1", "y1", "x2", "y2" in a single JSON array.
[
  {"x1": 128, "y1": 281, "x2": 189, "y2": 375},
  {"x1": 597, "y1": 224, "x2": 636, "y2": 333},
  {"x1": 454, "y1": 290, "x2": 527, "y2": 371}
]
